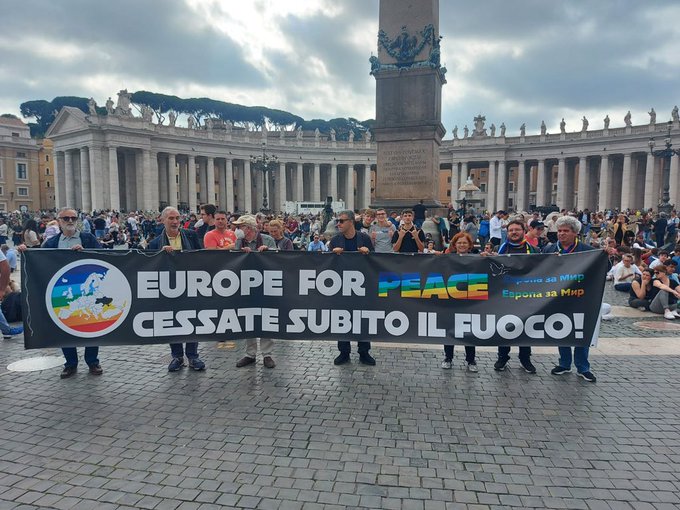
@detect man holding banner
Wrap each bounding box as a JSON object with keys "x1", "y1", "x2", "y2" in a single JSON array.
[
  {"x1": 329, "y1": 209, "x2": 376, "y2": 366},
  {"x1": 543, "y1": 215, "x2": 597, "y2": 382},
  {"x1": 495, "y1": 219, "x2": 537, "y2": 374},
  {"x1": 148, "y1": 207, "x2": 206, "y2": 372},
  {"x1": 21, "y1": 207, "x2": 104, "y2": 379}
]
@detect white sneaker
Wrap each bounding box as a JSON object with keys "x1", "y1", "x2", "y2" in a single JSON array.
[
  {"x1": 638, "y1": 306, "x2": 647, "y2": 311},
  {"x1": 601, "y1": 314, "x2": 614, "y2": 321},
  {"x1": 467, "y1": 362, "x2": 478, "y2": 373},
  {"x1": 441, "y1": 359, "x2": 452, "y2": 369},
  {"x1": 673, "y1": 310, "x2": 680, "y2": 318},
  {"x1": 664, "y1": 310, "x2": 676, "y2": 320}
]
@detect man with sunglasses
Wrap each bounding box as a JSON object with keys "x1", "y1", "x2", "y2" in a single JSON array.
[
  {"x1": 329, "y1": 210, "x2": 375, "y2": 366},
  {"x1": 31, "y1": 208, "x2": 103, "y2": 378}
]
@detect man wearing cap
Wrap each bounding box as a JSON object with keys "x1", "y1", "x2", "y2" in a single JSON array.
[
  {"x1": 526, "y1": 219, "x2": 547, "y2": 249},
  {"x1": 148, "y1": 207, "x2": 206, "y2": 372},
  {"x1": 329, "y1": 209, "x2": 376, "y2": 366},
  {"x1": 489, "y1": 210, "x2": 505, "y2": 247},
  {"x1": 233, "y1": 214, "x2": 278, "y2": 368}
]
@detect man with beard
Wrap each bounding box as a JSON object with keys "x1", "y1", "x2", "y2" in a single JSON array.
[
  {"x1": 148, "y1": 207, "x2": 206, "y2": 372},
  {"x1": 494, "y1": 220, "x2": 537, "y2": 374},
  {"x1": 203, "y1": 210, "x2": 236, "y2": 250},
  {"x1": 31, "y1": 208, "x2": 103, "y2": 378}
]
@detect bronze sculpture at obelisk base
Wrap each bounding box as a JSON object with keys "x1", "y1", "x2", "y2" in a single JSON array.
[{"x1": 371, "y1": 0, "x2": 447, "y2": 208}]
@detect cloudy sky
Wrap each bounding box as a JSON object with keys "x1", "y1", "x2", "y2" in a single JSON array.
[{"x1": 2, "y1": 0, "x2": 680, "y2": 136}]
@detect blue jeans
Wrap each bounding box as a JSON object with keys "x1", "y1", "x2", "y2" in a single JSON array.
[
  {"x1": 62, "y1": 347, "x2": 99, "y2": 367},
  {"x1": 170, "y1": 342, "x2": 198, "y2": 359},
  {"x1": 0, "y1": 308, "x2": 12, "y2": 335},
  {"x1": 414, "y1": 219, "x2": 425, "y2": 229},
  {"x1": 558, "y1": 346, "x2": 590, "y2": 373}
]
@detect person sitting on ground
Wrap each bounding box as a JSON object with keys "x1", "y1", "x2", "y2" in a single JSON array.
[
  {"x1": 649, "y1": 250, "x2": 670, "y2": 270},
  {"x1": 613, "y1": 254, "x2": 637, "y2": 292},
  {"x1": 629, "y1": 268, "x2": 655, "y2": 311},
  {"x1": 649, "y1": 264, "x2": 680, "y2": 320}
]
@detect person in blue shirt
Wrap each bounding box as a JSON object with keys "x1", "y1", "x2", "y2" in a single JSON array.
[
  {"x1": 1, "y1": 244, "x2": 17, "y2": 272},
  {"x1": 542, "y1": 216, "x2": 597, "y2": 382},
  {"x1": 307, "y1": 233, "x2": 328, "y2": 252}
]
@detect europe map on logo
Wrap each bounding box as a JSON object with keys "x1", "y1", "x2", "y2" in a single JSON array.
[{"x1": 46, "y1": 260, "x2": 132, "y2": 338}]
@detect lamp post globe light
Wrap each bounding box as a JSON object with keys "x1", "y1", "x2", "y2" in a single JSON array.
[
  {"x1": 250, "y1": 142, "x2": 278, "y2": 213},
  {"x1": 649, "y1": 120, "x2": 680, "y2": 216},
  {"x1": 458, "y1": 175, "x2": 480, "y2": 216}
]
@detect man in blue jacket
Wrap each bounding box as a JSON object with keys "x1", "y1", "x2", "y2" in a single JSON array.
[
  {"x1": 148, "y1": 207, "x2": 206, "y2": 372},
  {"x1": 542, "y1": 215, "x2": 597, "y2": 382},
  {"x1": 23, "y1": 208, "x2": 103, "y2": 378}
]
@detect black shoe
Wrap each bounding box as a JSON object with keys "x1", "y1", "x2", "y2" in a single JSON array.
[
  {"x1": 494, "y1": 358, "x2": 508, "y2": 371},
  {"x1": 577, "y1": 371, "x2": 597, "y2": 382},
  {"x1": 236, "y1": 356, "x2": 256, "y2": 368},
  {"x1": 60, "y1": 366, "x2": 77, "y2": 379},
  {"x1": 334, "y1": 353, "x2": 350, "y2": 365},
  {"x1": 551, "y1": 365, "x2": 572, "y2": 375},
  {"x1": 88, "y1": 364, "x2": 103, "y2": 375},
  {"x1": 520, "y1": 359, "x2": 536, "y2": 374},
  {"x1": 359, "y1": 352, "x2": 376, "y2": 366}
]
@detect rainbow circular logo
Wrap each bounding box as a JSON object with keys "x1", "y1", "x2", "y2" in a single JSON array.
[{"x1": 45, "y1": 259, "x2": 132, "y2": 338}]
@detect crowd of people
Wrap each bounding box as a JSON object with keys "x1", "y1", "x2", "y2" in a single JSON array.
[{"x1": 12, "y1": 200, "x2": 680, "y2": 384}]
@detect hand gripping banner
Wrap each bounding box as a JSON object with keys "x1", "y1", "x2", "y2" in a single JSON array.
[{"x1": 22, "y1": 249, "x2": 607, "y2": 349}]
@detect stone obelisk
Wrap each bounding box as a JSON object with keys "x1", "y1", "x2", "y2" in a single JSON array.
[{"x1": 371, "y1": 0, "x2": 446, "y2": 208}]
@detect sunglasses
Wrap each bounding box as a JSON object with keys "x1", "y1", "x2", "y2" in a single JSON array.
[{"x1": 58, "y1": 216, "x2": 78, "y2": 222}]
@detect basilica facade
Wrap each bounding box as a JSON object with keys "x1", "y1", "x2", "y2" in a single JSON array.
[{"x1": 45, "y1": 105, "x2": 680, "y2": 214}]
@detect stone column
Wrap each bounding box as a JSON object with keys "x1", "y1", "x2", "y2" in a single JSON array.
[
  {"x1": 168, "y1": 154, "x2": 178, "y2": 208},
  {"x1": 158, "y1": 155, "x2": 168, "y2": 207},
  {"x1": 644, "y1": 153, "x2": 656, "y2": 210},
  {"x1": 207, "y1": 157, "x2": 216, "y2": 205},
  {"x1": 312, "y1": 163, "x2": 321, "y2": 201},
  {"x1": 535, "y1": 160, "x2": 546, "y2": 207},
  {"x1": 108, "y1": 147, "x2": 120, "y2": 210},
  {"x1": 124, "y1": 152, "x2": 136, "y2": 210},
  {"x1": 556, "y1": 158, "x2": 567, "y2": 209},
  {"x1": 620, "y1": 153, "x2": 632, "y2": 211},
  {"x1": 450, "y1": 161, "x2": 460, "y2": 206},
  {"x1": 670, "y1": 154, "x2": 679, "y2": 209},
  {"x1": 88, "y1": 146, "x2": 104, "y2": 211},
  {"x1": 295, "y1": 162, "x2": 303, "y2": 202},
  {"x1": 79, "y1": 147, "x2": 92, "y2": 211},
  {"x1": 598, "y1": 155, "x2": 610, "y2": 210},
  {"x1": 54, "y1": 151, "x2": 64, "y2": 208},
  {"x1": 330, "y1": 163, "x2": 338, "y2": 202},
  {"x1": 496, "y1": 160, "x2": 507, "y2": 210},
  {"x1": 243, "y1": 160, "x2": 252, "y2": 212},
  {"x1": 142, "y1": 149, "x2": 155, "y2": 210},
  {"x1": 486, "y1": 161, "x2": 496, "y2": 213},
  {"x1": 277, "y1": 162, "x2": 286, "y2": 211},
  {"x1": 198, "y1": 158, "x2": 208, "y2": 204},
  {"x1": 461, "y1": 161, "x2": 468, "y2": 181},
  {"x1": 516, "y1": 160, "x2": 527, "y2": 211},
  {"x1": 225, "y1": 159, "x2": 234, "y2": 212},
  {"x1": 363, "y1": 164, "x2": 372, "y2": 208},
  {"x1": 345, "y1": 164, "x2": 354, "y2": 211},
  {"x1": 188, "y1": 155, "x2": 197, "y2": 212},
  {"x1": 577, "y1": 156, "x2": 588, "y2": 211},
  {"x1": 217, "y1": 159, "x2": 227, "y2": 210}
]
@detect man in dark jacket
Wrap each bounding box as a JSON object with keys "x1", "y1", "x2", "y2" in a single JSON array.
[
  {"x1": 21, "y1": 208, "x2": 103, "y2": 378},
  {"x1": 494, "y1": 220, "x2": 538, "y2": 374},
  {"x1": 148, "y1": 206, "x2": 206, "y2": 372},
  {"x1": 543, "y1": 215, "x2": 597, "y2": 382},
  {"x1": 329, "y1": 209, "x2": 375, "y2": 366}
]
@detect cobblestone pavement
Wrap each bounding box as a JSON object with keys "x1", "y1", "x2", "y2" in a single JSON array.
[{"x1": 2, "y1": 269, "x2": 680, "y2": 509}]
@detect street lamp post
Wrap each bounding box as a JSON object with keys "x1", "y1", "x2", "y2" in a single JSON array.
[
  {"x1": 250, "y1": 142, "x2": 278, "y2": 213},
  {"x1": 458, "y1": 175, "x2": 480, "y2": 216},
  {"x1": 649, "y1": 120, "x2": 680, "y2": 216}
]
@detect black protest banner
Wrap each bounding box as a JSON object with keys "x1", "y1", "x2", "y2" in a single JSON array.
[{"x1": 22, "y1": 249, "x2": 607, "y2": 349}]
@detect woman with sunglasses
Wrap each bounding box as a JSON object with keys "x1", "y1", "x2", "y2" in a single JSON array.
[
  {"x1": 648, "y1": 265, "x2": 680, "y2": 320},
  {"x1": 440, "y1": 232, "x2": 478, "y2": 372}
]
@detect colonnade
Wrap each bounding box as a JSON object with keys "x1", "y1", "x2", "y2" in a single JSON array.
[
  {"x1": 450, "y1": 152, "x2": 680, "y2": 213},
  {"x1": 54, "y1": 146, "x2": 374, "y2": 213}
]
